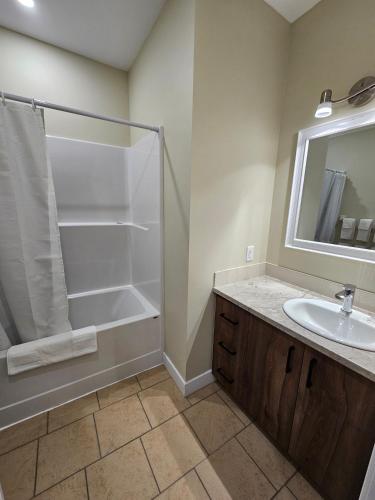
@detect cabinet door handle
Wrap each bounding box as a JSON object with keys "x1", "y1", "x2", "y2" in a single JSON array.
[
  {"x1": 216, "y1": 368, "x2": 234, "y2": 384},
  {"x1": 219, "y1": 312, "x2": 239, "y2": 326},
  {"x1": 218, "y1": 341, "x2": 237, "y2": 356},
  {"x1": 285, "y1": 346, "x2": 295, "y2": 373},
  {"x1": 306, "y1": 358, "x2": 317, "y2": 388}
]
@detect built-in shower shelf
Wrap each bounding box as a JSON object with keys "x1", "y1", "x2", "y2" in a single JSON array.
[{"x1": 58, "y1": 222, "x2": 149, "y2": 231}]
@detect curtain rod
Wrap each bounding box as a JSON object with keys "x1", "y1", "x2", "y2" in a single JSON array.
[{"x1": 1, "y1": 91, "x2": 160, "y2": 133}]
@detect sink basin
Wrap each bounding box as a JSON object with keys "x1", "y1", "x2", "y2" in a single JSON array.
[{"x1": 283, "y1": 298, "x2": 375, "y2": 351}]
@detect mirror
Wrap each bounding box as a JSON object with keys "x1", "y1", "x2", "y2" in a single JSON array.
[{"x1": 286, "y1": 109, "x2": 375, "y2": 262}]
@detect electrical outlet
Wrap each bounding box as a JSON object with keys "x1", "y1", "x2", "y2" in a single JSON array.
[{"x1": 246, "y1": 245, "x2": 255, "y2": 262}]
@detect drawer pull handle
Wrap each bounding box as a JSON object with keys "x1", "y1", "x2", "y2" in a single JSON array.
[
  {"x1": 216, "y1": 368, "x2": 234, "y2": 384},
  {"x1": 306, "y1": 358, "x2": 317, "y2": 388},
  {"x1": 219, "y1": 313, "x2": 239, "y2": 326},
  {"x1": 218, "y1": 341, "x2": 236, "y2": 356},
  {"x1": 285, "y1": 346, "x2": 295, "y2": 373}
]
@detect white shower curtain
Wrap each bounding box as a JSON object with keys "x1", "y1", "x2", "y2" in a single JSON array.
[
  {"x1": 0, "y1": 101, "x2": 71, "y2": 343},
  {"x1": 314, "y1": 169, "x2": 347, "y2": 243}
]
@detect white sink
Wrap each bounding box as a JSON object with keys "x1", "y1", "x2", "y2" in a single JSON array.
[{"x1": 283, "y1": 298, "x2": 375, "y2": 351}]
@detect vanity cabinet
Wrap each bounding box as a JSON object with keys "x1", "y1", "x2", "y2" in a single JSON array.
[
  {"x1": 289, "y1": 348, "x2": 375, "y2": 500},
  {"x1": 236, "y1": 314, "x2": 304, "y2": 451},
  {"x1": 213, "y1": 295, "x2": 375, "y2": 500}
]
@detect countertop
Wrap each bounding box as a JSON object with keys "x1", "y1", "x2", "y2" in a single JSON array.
[{"x1": 213, "y1": 275, "x2": 375, "y2": 383}]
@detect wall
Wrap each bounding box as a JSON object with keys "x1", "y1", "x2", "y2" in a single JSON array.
[
  {"x1": 267, "y1": 0, "x2": 375, "y2": 293},
  {"x1": 186, "y1": 0, "x2": 290, "y2": 378},
  {"x1": 0, "y1": 27, "x2": 129, "y2": 146},
  {"x1": 128, "y1": 0, "x2": 195, "y2": 378},
  {"x1": 327, "y1": 128, "x2": 375, "y2": 219}
]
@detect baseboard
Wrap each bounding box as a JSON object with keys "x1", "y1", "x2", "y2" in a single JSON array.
[
  {"x1": 0, "y1": 349, "x2": 162, "y2": 429},
  {"x1": 162, "y1": 352, "x2": 215, "y2": 396}
]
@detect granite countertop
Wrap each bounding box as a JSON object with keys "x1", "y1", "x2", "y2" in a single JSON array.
[{"x1": 213, "y1": 275, "x2": 375, "y2": 383}]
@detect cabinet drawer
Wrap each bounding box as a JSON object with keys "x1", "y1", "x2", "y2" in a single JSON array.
[
  {"x1": 214, "y1": 295, "x2": 247, "y2": 350},
  {"x1": 213, "y1": 345, "x2": 237, "y2": 395}
]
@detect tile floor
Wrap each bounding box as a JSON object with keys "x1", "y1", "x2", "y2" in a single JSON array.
[{"x1": 0, "y1": 364, "x2": 323, "y2": 500}]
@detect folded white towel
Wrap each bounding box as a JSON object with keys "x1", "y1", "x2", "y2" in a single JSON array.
[
  {"x1": 356, "y1": 219, "x2": 373, "y2": 242},
  {"x1": 7, "y1": 326, "x2": 97, "y2": 375},
  {"x1": 340, "y1": 218, "x2": 356, "y2": 240}
]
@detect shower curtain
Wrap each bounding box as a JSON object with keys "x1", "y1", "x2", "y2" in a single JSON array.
[
  {"x1": 314, "y1": 169, "x2": 347, "y2": 243},
  {"x1": 0, "y1": 101, "x2": 71, "y2": 343}
]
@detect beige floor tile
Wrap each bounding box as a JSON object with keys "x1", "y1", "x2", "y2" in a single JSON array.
[
  {"x1": 36, "y1": 415, "x2": 99, "y2": 494},
  {"x1": 288, "y1": 473, "x2": 323, "y2": 500},
  {"x1": 274, "y1": 487, "x2": 297, "y2": 500},
  {"x1": 94, "y1": 394, "x2": 150, "y2": 455},
  {"x1": 137, "y1": 364, "x2": 170, "y2": 389},
  {"x1": 97, "y1": 376, "x2": 140, "y2": 408},
  {"x1": 139, "y1": 378, "x2": 191, "y2": 427},
  {"x1": 142, "y1": 414, "x2": 206, "y2": 491},
  {"x1": 188, "y1": 382, "x2": 219, "y2": 405},
  {"x1": 0, "y1": 441, "x2": 37, "y2": 500},
  {"x1": 87, "y1": 439, "x2": 158, "y2": 500},
  {"x1": 156, "y1": 470, "x2": 209, "y2": 499},
  {"x1": 237, "y1": 425, "x2": 295, "y2": 489},
  {"x1": 184, "y1": 392, "x2": 243, "y2": 453},
  {"x1": 196, "y1": 438, "x2": 275, "y2": 500},
  {"x1": 217, "y1": 389, "x2": 251, "y2": 425},
  {"x1": 0, "y1": 413, "x2": 47, "y2": 455},
  {"x1": 48, "y1": 393, "x2": 99, "y2": 432},
  {"x1": 34, "y1": 471, "x2": 87, "y2": 500}
]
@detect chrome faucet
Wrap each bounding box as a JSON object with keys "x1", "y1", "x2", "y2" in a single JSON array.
[{"x1": 335, "y1": 284, "x2": 356, "y2": 314}]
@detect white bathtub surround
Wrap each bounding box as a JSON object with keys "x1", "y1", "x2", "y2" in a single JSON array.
[
  {"x1": 0, "y1": 132, "x2": 163, "y2": 427},
  {"x1": 214, "y1": 275, "x2": 375, "y2": 382},
  {"x1": 0, "y1": 102, "x2": 70, "y2": 343},
  {"x1": 7, "y1": 326, "x2": 97, "y2": 375},
  {"x1": 162, "y1": 352, "x2": 215, "y2": 396}
]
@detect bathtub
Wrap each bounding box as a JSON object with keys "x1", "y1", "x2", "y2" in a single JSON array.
[
  {"x1": 69, "y1": 285, "x2": 159, "y2": 332},
  {"x1": 0, "y1": 285, "x2": 162, "y2": 428}
]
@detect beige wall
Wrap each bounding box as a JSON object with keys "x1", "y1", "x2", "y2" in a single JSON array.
[
  {"x1": 186, "y1": 0, "x2": 290, "y2": 378},
  {"x1": 267, "y1": 0, "x2": 375, "y2": 294},
  {"x1": 0, "y1": 27, "x2": 129, "y2": 146},
  {"x1": 129, "y1": 0, "x2": 195, "y2": 377}
]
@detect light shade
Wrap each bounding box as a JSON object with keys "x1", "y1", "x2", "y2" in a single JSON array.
[
  {"x1": 315, "y1": 101, "x2": 332, "y2": 118},
  {"x1": 18, "y1": 0, "x2": 34, "y2": 7}
]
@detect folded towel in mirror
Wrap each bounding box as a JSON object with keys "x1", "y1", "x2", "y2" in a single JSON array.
[
  {"x1": 340, "y1": 218, "x2": 356, "y2": 240},
  {"x1": 357, "y1": 219, "x2": 373, "y2": 242}
]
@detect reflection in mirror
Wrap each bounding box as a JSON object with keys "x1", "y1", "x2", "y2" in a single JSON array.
[{"x1": 297, "y1": 125, "x2": 375, "y2": 249}]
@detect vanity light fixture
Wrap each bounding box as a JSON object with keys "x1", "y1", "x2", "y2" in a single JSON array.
[
  {"x1": 315, "y1": 76, "x2": 375, "y2": 119},
  {"x1": 18, "y1": 0, "x2": 34, "y2": 7}
]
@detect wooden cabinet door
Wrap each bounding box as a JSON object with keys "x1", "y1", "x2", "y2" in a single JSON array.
[
  {"x1": 289, "y1": 347, "x2": 375, "y2": 500},
  {"x1": 213, "y1": 296, "x2": 249, "y2": 397},
  {"x1": 237, "y1": 314, "x2": 304, "y2": 451}
]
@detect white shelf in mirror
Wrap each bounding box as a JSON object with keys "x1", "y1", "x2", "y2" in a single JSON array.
[{"x1": 58, "y1": 221, "x2": 149, "y2": 231}]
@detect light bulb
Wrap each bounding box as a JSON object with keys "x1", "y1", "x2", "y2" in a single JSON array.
[{"x1": 315, "y1": 101, "x2": 332, "y2": 118}]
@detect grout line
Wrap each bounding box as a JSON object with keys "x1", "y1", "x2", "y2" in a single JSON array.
[
  {"x1": 235, "y1": 435, "x2": 278, "y2": 494},
  {"x1": 92, "y1": 413, "x2": 102, "y2": 458},
  {"x1": 195, "y1": 467, "x2": 213, "y2": 500},
  {"x1": 84, "y1": 468, "x2": 90, "y2": 500},
  {"x1": 286, "y1": 484, "x2": 298, "y2": 499},
  {"x1": 140, "y1": 436, "x2": 160, "y2": 494},
  {"x1": 136, "y1": 393, "x2": 153, "y2": 430},
  {"x1": 0, "y1": 435, "x2": 42, "y2": 459},
  {"x1": 33, "y1": 438, "x2": 40, "y2": 497}
]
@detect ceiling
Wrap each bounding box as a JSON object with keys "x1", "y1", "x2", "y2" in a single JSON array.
[
  {"x1": 264, "y1": 0, "x2": 322, "y2": 23},
  {"x1": 0, "y1": 0, "x2": 322, "y2": 70},
  {"x1": 0, "y1": 0, "x2": 166, "y2": 70}
]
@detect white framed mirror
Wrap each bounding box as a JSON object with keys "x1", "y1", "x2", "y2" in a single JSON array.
[{"x1": 286, "y1": 108, "x2": 375, "y2": 263}]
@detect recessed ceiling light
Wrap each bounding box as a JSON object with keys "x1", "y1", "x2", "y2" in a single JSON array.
[{"x1": 18, "y1": 0, "x2": 34, "y2": 7}]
